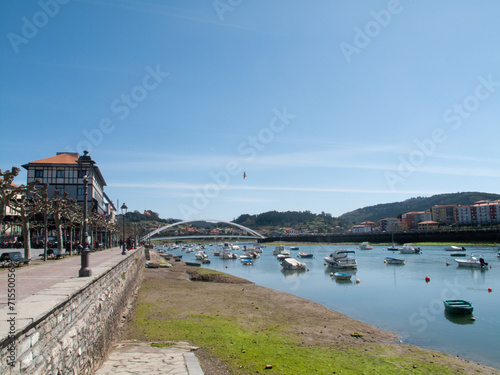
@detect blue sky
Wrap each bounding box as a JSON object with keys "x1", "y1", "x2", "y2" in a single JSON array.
[{"x1": 1, "y1": 0, "x2": 500, "y2": 222}]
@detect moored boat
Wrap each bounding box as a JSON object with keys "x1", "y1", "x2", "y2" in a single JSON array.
[
  {"x1": 333, "y1": 272, "x2": 352, "y2": 280},
  {"x1": 443, "y1": 300, "x2": 474, "y2": 315},
  {"x1": 384, "y1": 257, "x2": 405, "y2": 265},
  {"x1": 444, "y1": 246, "x2": 466, "y2": 251},
  {"x1": 455, "y1": 254, "x2": 488, "y2": 269},
  {"x1": 195, "y1": 251, "x2": 208, "y2": 260},
  {"x1": 387, "y1": 234, "x2": 399, "y2": 251},
  {"x1": 281, "y1": 258, "x2": 306, "y2": 270},
  {"x1": 359, "y1": 242, "x2": 373, "y2": 250},
  {"x1": 298, "y1": 252, "x2": 313, "y2": 258},
  {"x1": 324, "y1": 250, "x2": 357, "y2": 269},
  {"x1": 399, "y1": 243, "x2": 421, "y2": 254},
  {"x1": 273, "y1": 245, "x2": 285, "y2": 255},
  {"x1": 289, "y1": 246, "x2": 299, "y2": 250}
]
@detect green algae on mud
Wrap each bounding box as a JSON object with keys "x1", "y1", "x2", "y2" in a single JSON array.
[
  {"x1": 126, "y1": 265, "x2": 499, "y2": 374},
  {"x1": 130, "y1": 302, "x2": 464, "y2": 374}
]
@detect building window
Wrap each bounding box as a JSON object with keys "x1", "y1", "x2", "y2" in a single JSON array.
[
  {"x1": 56, "y1": 170, "x2": 65, "y2": 178},
  {"x1": 78, "y1": 170, "x2": 86, "y2": 178},
  {"x1": 77, "y1": 187, "x2": 84, "y2": 196},
  {"x1": 35, "y1": 170, "x2": 43, "y2": 178}
]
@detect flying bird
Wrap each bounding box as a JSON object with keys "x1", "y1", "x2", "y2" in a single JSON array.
[{"x1": 243, "y1": 172, "x2": 247, "y2": 179}]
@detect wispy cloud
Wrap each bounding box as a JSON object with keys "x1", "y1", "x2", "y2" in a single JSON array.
[
  {"x1": 103, "y1": 147, "x2": 500, "y2": 178},
  {"x1": 108, "y1": 181, "x2": 444, "y2": 196},
  {"x1": 76, "y1": 0, "x2": 280, "y2": 35}
]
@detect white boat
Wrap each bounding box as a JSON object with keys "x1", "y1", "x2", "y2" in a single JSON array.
[
  {"x1": 194, "y1": 251, "x2": 208, "y2": 260},
  {"x1": 444, "y1": 246, "x2": 466, "y2": 251},
  {"x1": 455, "y1": 254, "x2": 488, "y2": 269},
  {"x1": 231, "y1": 245, "x2": 240, "y2": 251},
  {"x1": 281, "y1": 258, "x2": 306, "y2": 270},
  {"x1": 399, "y1": 243, "x2": 421, "y2": 254},
  {"x1": 384, "y1": 257, "x2": 405, "y2": 265},
  {"x1": 273, "y1": 245, "x2": 285, "y2": 255},
  {"x1": 324, "y1": 250, "x2": 357, "y2": 269},
  {"x1": 359, "y1": 242, "x2": 373, "y2": 250},
  {"x1": 220, "y1": 251, "x2": 237, "y2": 259},
  {"x1": 220, "y1": 243, "x2": 237, "y2": 259},
  {"x1": 240, "y1": 251, "x2": 260, "y2": 260},
  {"x1": 289, "y1": 246, "x2": 299, "y2": 250},
  {"x1": 277, "y1": 253, "x2": 291, "y2": 261}
]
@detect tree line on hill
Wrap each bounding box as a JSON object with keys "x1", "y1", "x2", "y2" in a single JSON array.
[
  {"x1": 338, "y1": 192, "x2": 500, "y2": 224},
  {"x1": 232, "y1": 192, "x2": 500, "y2": 229},
  {"x1": 129, "y1": 192, "x2": 500, "y2": 230}
]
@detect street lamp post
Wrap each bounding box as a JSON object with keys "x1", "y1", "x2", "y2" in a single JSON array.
[
  {"x1": 121, "y1": 203, "x2": 127, "y2": 255},
  {"x1": 78, "y1": 151, "x2": 95, "y2": 277}
]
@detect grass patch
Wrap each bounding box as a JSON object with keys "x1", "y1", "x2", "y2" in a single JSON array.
[{"x1": 129, "y1": 297, "x2": 459, "y2": 374}]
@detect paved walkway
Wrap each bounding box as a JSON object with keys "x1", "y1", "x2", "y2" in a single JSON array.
[
  {"x1": 0, "y1": 247, "x2": 205, "y2": 374},
  {"x1": 95, "y1": 341, "x2": 205, "y2": 375},
  {"x1": 0, "y1": 247, "x2": 126, "y2": 308}
]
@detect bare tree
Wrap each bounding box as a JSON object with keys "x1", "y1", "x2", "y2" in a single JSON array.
[
  {"x1": 9, "y1": 182, "x2": 48, "y2": 259},
  {"x1": 0, "y1": 167, "x2": 21, "y2": 238}
]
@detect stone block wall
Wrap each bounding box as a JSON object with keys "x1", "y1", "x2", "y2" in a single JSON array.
[{"x1": 0, "y1": 249, "x2": 145, "y2": 375}]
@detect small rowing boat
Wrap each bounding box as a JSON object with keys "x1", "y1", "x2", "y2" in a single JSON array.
[
  {"x1": 443, "y1": 300, "x2": 473, "y2": 315},
  {"x1": 333, "y1": 272, "x2": 352, "y2": 281}
]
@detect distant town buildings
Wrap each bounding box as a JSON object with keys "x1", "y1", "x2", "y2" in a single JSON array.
[
  {"x1": 350, "y1": 200, "x2": 500, "y2": 233},
  {"x1": 432, "y1": 201, "x2": 500, "y2": 226},
  {"x1": 379, "y1": 218, "x2": 401, "y2": 232}
]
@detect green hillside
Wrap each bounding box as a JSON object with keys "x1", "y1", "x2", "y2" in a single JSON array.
[{"x1": 338, "y1": 192, "x2": 500, "y2": 224}]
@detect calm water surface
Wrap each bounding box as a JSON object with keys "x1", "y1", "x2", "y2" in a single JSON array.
[{"x1": 158, "y1": 244, "x2": 500, "y2": 370}]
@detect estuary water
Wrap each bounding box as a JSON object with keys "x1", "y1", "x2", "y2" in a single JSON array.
[{"x1": 158, "y1": 244, "x2": 500, "y2": 370}]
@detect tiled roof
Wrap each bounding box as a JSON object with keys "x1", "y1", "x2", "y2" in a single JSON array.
[{"x1": 28, "y1": 153, "x2": 79, "y2": 165}]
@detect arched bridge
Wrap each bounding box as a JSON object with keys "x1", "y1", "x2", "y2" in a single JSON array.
[{"x1": 140, "y1": 219, "x2": 265, "y2": 242}]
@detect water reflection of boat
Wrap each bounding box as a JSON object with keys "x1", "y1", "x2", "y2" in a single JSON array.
[
  {"x1": 280, "y1": 268, "x2": 306, "y2": 278},
  {"x1": 444, "y1": 311, "x2": 475, "y2": 325}
]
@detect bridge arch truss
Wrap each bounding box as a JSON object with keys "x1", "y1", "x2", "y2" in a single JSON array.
[{"x1": 141, "y1": 219, "x2": 265, "y2": 242}]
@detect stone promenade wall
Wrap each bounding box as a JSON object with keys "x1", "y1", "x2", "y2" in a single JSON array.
[{"x1": 0, "y1": 248, "x2": 145, "y2": 375}]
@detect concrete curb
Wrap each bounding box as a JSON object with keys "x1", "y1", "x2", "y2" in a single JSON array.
[{"x1": 184, "y1": 352, "x2": 205, "y2": 375}]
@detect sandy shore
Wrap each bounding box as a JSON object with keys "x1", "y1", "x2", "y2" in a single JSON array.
[{"x1": 126, "y1": 258, "x2": 500, "y2": 374}]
